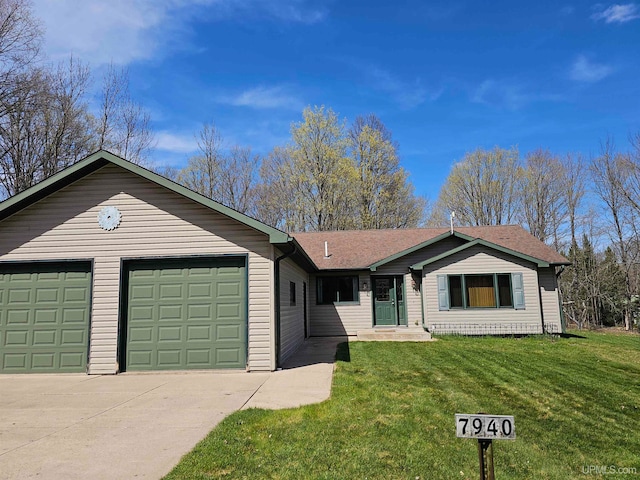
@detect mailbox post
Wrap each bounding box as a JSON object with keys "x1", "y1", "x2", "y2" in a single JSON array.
[{"x1": 455, "y1": 414, "x2": 516, "y2": 480}]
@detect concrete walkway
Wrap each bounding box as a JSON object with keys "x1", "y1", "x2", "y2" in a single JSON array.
[
  {"x1": 244, "y1": 336, "x2": 346, "y2": 409},
  {"x1": 0, "y1": 337, "x2": 345, "y2": 480}
]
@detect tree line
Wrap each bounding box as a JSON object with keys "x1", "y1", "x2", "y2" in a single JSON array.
[
  {"x1": 0, "y1": 0, "x2": 154, "y2": 198},
  {"x1": 172, "y1": 107, "x2": 426, "y2": 232},
  {"x1": 2, "y1": 0, "x2": 638, "y2": 331},
  {"x1": 432, "y1": 139, "x2": 640, "y2": 331}
]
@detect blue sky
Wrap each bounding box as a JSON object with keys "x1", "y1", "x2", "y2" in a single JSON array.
[{"x1": 32, "y1": 0, "x2": 640, "y2": 198}]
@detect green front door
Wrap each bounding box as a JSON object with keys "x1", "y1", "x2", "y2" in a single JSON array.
[
  {"x1": 373, "y1": 276, "x2": 407, "y2": 326},
  {"x1": 0, "y1": 262, "x2": 91, "y2": 373},
  {"x1": 123, "y1": 257, "x2": 247, "y2": 371}
]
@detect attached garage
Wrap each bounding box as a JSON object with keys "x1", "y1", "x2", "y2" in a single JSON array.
[
  {"x1": 0, "y1": 262, "x2": 91, "y2": 373},
  {"x1": 0, "y1": 151, "x2": 307, "y2": 374},
  {"x1": 121, "y1": 256, "x2": 247, "y2": 371}
]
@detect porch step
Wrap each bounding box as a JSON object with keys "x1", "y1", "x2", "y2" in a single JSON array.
[{"x1": 356, "y1": 329, "x2": 433, "y2": 342}]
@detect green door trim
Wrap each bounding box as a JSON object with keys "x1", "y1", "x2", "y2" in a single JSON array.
[
  {"x1": 0, "y1": 260, "x2": 93, "y2": 374},
  {"x1": 118, "y1": 254, "x2": 248, "y2": 372}
]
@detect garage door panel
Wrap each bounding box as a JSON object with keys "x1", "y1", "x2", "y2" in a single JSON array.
[
  {"x1": 186, "y1": 349, "x2": 210, "y2": 365},
  {"x1": 188, "y1": 304, "x2": 211, "y2": 319},
  {"x1": 159, "y1": 305, "x2": 181, "y2": 320},
  {"x1": 157, "y1": 350, "x2": 181, "y2": 367},
  {"x1": 125, "y1": 257, "x2": 246, "y2": 371},
  {"x1": 216, "y1": 348, "x2": 241, "y2": 365},
  {"x1": 7, "y1": 310, "x2": 29, "y2": 324},
  {"x1": 216, "y1": 303, "x2": 241, "y2": 319},
  {"x1": 216, "y1": 324, "x2": 241, "y2": 341},
  {"x1": 36, "y1": 288, "x2": 59, "y2": 302},
  {"x1": 9, "y1": 289, "x2": 30, "y2": 303},
  {"x1": 64, "y1": 287, "x2": 89, "y2": 302},
  {"x1": 3, "y1": 353, "x2": 26, "y2": 369},
  {"x1": 216, "y1": 281, "x2": 241, "y2": 297},
  {"x1": 158, "y1": 325, "x2": 181, "y2": 341},
  {"x1": 129, "y1": 327, "x2": 153, "y2": 342},
  {"x1": 35, "y1": 309, "x2": 57, "y2": 323},
  {"x1": 187, "y1": 325, "x2": 211, "y2": 340},
  {"x1": 130, "y1": 285, "x2": 154, "y2": 300},
  {"x1": 63, "y1": 308, "x2": 87, "y2": 323},
  {"x1": 129, "y1": 350, "x2": 152, "y2": 367},
  {"x1": 0, "y1": 262, "x2": 91, "y2": 373},
  {"x1": 5, "y1": 330, "x2": 28, "y2": 346},
  {"x1": 33, "y1": 330, "x2": 56, "y2": 345},
  {"x1": 60, "y1": 352, "x2": 84, "y2": 368},
  {"x1": 160, "y1": 284, "x2": 182, "y2": 298},
  {"x1": 188, "y1": 283, "x2": 211, "y2": 298}
]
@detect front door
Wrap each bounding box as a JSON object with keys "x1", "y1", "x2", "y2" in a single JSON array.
[{"x1": 373, "y1": 276, "x2": 406, "y2": 326}]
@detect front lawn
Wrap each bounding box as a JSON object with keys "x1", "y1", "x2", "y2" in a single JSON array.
[{"x1": 165, "y1": 332, "x2": 640, "y2": 479}]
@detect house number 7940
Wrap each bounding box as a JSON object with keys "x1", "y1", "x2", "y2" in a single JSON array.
[{"x1": 455, "y1": 414, "x2": 516, "y2": 440}]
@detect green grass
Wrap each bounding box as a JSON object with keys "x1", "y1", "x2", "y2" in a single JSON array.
[{"x1": 165, "y1": 332, "x2": 640, "y2": 479}]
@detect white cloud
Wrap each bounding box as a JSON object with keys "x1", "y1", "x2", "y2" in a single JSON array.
[
  {"x1": 262, "y1": 1, "x2": 328, "y2": 24},
  {"x1": 471, "y1": 79, "x2": 563, "y2": 110},
  {"x1": 368, "y1": 67, "x2": 439, "y2": 110},
  {"x1": 591, "y1": 3, "x2": 640, "y2": 23},
  {"x1": 216, "y1": 85, "x2": 304, "y2": 110},
  {"x1": 569, "y1": 55, "x2": 613, "y2": 82},
  {"x1": 155, "y1": 131, "x2": 199, "y2": 154},
  {"x1": 31, "y1": 0, "x2": 329, "y2": 67}
]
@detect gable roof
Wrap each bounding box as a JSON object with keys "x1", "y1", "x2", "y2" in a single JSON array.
[
  {"x1": 292, "y1": 225, "x2": 570, "y2": 270},
  {"x1": 0, "y1": 150, "x2": 291, "y2": 244},
  {"x1": 411, "y1": 238, "x2": 552, "y2": 269}
]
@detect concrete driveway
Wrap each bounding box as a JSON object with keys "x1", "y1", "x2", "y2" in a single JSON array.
[{"x1": 0, "y1": 338, "x2": 343, "y2": 480}]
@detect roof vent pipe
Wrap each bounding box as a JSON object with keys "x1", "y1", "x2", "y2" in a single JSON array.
[
  {"x1": 324, "y1": 241, "x2": 331, "y2": 259},
  {"x1": 450, "y1": 211, "x2": 456, "y2": 234}
]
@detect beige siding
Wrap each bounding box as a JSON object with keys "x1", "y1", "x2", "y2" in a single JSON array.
[
  {"x1": 278, "y1": 255, "x2": 309, "y2": 362},
  {"x1": 422, "y1": 245, "x2": 544, "y2": 334},
  {"x1": 538, "y1": 267, "x2": 562, "y2": 333},
  {"x1": 0, "y1": 164, "x2": 275, "y2": 373},
  {"x1": 309, "y1": 272, "x2": 371, "y2": 336},
  {"x1": 373, "y1": 236, "x2": 466, "y2": 328}
]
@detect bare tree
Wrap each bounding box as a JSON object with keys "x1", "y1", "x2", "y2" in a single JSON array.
[
  {"x1": 518, "y1": 149, "x2": 567, "y2": 248},
  {"x1": 0, "y1": 57, "x2": 92, "y2": 197},
  {"x1": 562, "y1": 153, "x2": 586, "y2": 247},
  {"x1": 255, "y1": 146, "x2": 302, "y2": 230},
  {"x1": 177, "y1": 123, "x2": 224, "y2": 199},
  {"x1": 0, "y1": 0, "x2": 42, "y2": 117},
  {"x1": 176, "y1": 123, "x2": 259, "y2": 215},
  {"x1": 590, "y1": 140, "x2": 639, "y2": 330},
  {"x1": 218, "y1": 145, "x2": 259, "y2": 214},
  {"x1": 94, "y1": 64, "x2": 154, "y2": 164}
]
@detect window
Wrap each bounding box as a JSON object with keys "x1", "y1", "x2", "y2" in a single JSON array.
[
  {"x1": 440, "y1": 273, "x2": 522, "y2": 310},
  {"x1": 290, "y1": 281, "x2": 296, "y2": 306},
  {"x1": 317, "y1": 276, "x2": 359, "y2": 304}
]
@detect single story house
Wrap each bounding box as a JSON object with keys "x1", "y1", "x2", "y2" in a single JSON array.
[{"x1": 0, "y1": 151, "x2": 570, "y2": 374}]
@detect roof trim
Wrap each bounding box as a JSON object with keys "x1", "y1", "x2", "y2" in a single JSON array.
[
  {"x1": 0, "y1": 150, "x2": 291, "y2": 244},
  {"x1": 369, "y1": 230, "x2": 475, "y2": 271},
  {"x1": 410, "y1": 238, "x2": 551, "y2": 269}
]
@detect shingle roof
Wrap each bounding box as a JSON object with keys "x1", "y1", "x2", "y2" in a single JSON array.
[{"x1": 291, "y1": 225, "x2": 570, "y2": 270}]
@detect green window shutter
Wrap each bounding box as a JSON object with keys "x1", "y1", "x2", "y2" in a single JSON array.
[
  {"x1": 512, "y1": 272, "x2": 525, "y2": 310},
  {"x1": 437, "y1": 275, "x2": 449, "y2": 311}
]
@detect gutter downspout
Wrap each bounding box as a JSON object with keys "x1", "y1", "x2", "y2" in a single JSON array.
[
  {"x1": 274, "y1": 242, "x2": 297, "y2": 369},
  {"x1": 556, "y1": 265, "x2": 567, "y2": 334},
  {"x1": 413, "y1": 269, "x2": 426, "y2": 331}
]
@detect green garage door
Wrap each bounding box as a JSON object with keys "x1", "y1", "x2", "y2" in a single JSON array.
[
  {"x1": 124, "y1": 256, "x2": 247, "y2": 371},
  {"x1": 0, "y1": 262, "x2": 92, "y2": 373}
]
